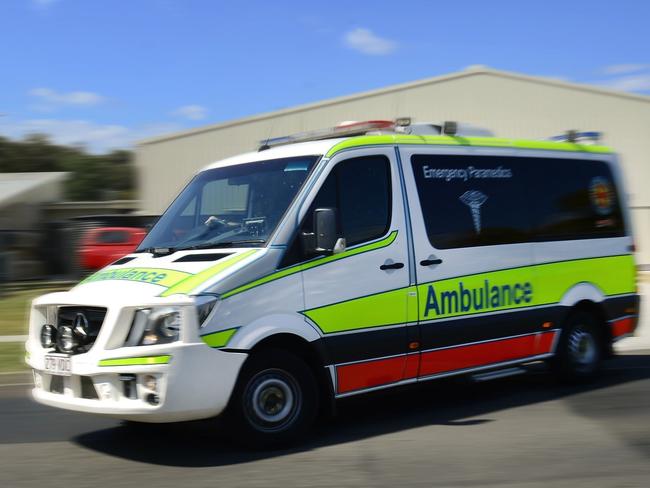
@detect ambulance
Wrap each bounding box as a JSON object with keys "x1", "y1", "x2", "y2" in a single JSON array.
[{"x1": 25, "y1": 120, "x2": 640, "y2": 447}]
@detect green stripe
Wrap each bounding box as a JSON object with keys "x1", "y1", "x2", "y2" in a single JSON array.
[
  {"x1": 221, "y1": 231, "x2": 398, "y2": 299},
  {"x1": 303, "y1": 285, "x2": 418, "y2": 334},
  {"x1": 325, "y1": 135, "x2": 612, "y2": 158},
  {"x1": 160, "y1": 250, "x2": 259, "y2": 297},
  {"x1": 302, "y1": 255, "x2": 635, "y2": 333},
  {"x1": 200, "y1": 327, "x2": 238, "y2": 348},
  {"x1": 81, "y1": 267, "x2": 191, "y2": 288},
  {"x1": 418, "y1": 254, "x2": 635, "y2": 321},
  {"x1": 98, "y1": 355, "x2": 171, "y2": 367}
]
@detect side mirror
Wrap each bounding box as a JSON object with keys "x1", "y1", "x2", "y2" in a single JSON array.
[
  {"x1": 301, "y1": 207, "x2": 342, "y2": 256},
  {"x1": 314, "y1": 208, "x2": 338, "y2": 253}
]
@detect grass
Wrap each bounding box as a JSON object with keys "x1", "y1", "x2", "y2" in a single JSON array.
[
  {"x1": 0, "y1": 343, "x2": 27, "y2": 373},
  {"x1": 0, "y1": 287, "x2": 68, "y2": 336}
]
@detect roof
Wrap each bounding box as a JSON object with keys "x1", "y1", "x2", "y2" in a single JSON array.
[
  {"x1": 200, "y1": 134, "x2": 611, "y2": 173},
  {"x1": 138, "y1": 66, "x2": 650, "y2": 146},
  {"x1": 204, "y1": 138, "x2": 347, "y2": 170},
  {"x1": 0, "y1": 172, "x2": 68, "y2": 208}
]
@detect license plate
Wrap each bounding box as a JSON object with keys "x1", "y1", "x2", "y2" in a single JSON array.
[{"x1": 44, "y1": 354, "x2": 72, "y2": 376}]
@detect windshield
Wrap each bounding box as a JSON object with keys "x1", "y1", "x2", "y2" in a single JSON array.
[{"x1": 137, "y1": 156, "x2": 319, "y2": 252}]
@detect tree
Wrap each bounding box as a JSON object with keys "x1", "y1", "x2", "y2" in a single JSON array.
[{"x1": 0, "y1": 134, "x2": 136, "y2": 201}]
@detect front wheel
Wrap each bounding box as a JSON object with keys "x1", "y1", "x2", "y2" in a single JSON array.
[
  {"x1": 226, "y1": 349, "x2": 319, "y2": 449},
  {"x1": 552, "y1": 310, "x2": 604, "y2": 382}
]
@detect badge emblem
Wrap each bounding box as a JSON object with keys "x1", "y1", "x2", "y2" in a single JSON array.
[
  {"x1": 460, "y1": 190, "x2": 488, "y2": 234},
  {"x1": 73, "y1": 312, "x2": 89, "y2": 338},
  {"x1": 589, "y1": 177, "x2": 613, "y2": 216}
]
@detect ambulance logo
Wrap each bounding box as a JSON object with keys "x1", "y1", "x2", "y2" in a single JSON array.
[
  {"x1": 589, "y1": 177, "x2": 614, "y2": 216},
  {"x1": 459, "y1": 190, "x2": 488, "y2": 234}
]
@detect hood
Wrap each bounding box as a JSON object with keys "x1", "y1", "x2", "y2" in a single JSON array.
[{"x1": 73, "y1": 249, "x2": 262, "y2": 300}]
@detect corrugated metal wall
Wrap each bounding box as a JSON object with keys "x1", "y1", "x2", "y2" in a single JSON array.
[{"x1": 136, "y1": 70, "x2": 650, "y2": 264}]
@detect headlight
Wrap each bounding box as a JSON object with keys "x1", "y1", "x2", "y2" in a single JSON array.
[
  {"x1": 56, "y1": 325, "x2": 76, "y2": 352},
  {"x1": 40, "y1": 324, "x2": 57, "y2": 348},
  {"x1": 125, "y1": 307, "x2": 182, "y2": 347}
]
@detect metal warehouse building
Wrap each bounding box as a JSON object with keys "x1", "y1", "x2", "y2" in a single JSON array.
[{"x1": 136, "y1": 66, "x2": 650, "y2": 266}]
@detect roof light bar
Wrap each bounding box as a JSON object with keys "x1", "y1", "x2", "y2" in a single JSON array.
[
  {"x1": 259, "y1": 120, "x2": 395, "y2": 150},
  {"x1": 548, "y1": 131, "x2": 602, "y2": 144}
]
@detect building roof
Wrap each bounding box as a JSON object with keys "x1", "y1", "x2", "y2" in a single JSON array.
[
  {"x1": 0, "y1": 172, "x2": 68, "y2": 208},
  {"x1": 138, "y1": 66, "x2": 650, "y2": 146}
]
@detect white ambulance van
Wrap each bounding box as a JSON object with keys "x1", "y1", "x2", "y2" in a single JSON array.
[{"x1": 26, "y1": 120, "x2": 640, "y2": 447}]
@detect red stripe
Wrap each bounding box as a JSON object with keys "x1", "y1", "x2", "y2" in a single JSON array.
[
  {"x1": 612, "y1": 317, "x2": 635, "y2": 338},
  {"x1": 404, "y1": 353, "x2": 420, "y2": 379},
  {"x1": 419, "y1": 331, "x2": 557, "y2": 377},
  {"x1": 337, "y1": 356, "x2": 405, "y2": 394},
  {"x1": 336, "y1": 331, "x2": 557, "y2": 394}
]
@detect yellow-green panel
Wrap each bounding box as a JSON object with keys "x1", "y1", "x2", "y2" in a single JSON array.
[
  {"x1": 81, "y1": 267, "x2": 191, "y2": 288},
  {"x1": 325, "y1": 134, "x2": 612, "y2": 158},
  {"x1": 200, "y1": 327, "x2": 238, "y2": 348},
  {"x1": 419, "y1": 255, "x2": 635, "y2": 321},
  {"x1": 160, "y1": 250, "x2": 259, "y2": 297},
  {"x1": 98, "y1": 355, "x2": 171, "y2": 367},
  {"x1": 534, "y1": 255, "x2": 635, "y2": 302},
  {"x1": 303, "y1": 286, "x2": 414, "y2": 334}
]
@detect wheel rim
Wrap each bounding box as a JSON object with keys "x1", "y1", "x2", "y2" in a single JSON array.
[
  {"x1": 244, "y1": 369, "x2": 301, "y2": 432},
  {"x1": 568, "y1": 326, "x2": 598, "y2": 371}
]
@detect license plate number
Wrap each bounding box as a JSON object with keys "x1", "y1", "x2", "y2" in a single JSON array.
[{"x1": 44, "y1": 355, "x2": 71, "y2": 376}]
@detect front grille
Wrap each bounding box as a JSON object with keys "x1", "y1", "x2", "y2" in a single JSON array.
[
  {"x1": 80, "y1": 376, "x2": 99, "y2": 399},
  {"x1": 56, "y1": 306, "x2": 107, "y2": 354},
  {"x1": 50, "y1": 375, "x2": 64, "y2": 394}
]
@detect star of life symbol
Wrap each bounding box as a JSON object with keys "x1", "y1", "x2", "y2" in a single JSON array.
[{"x1": 459, "y1": 190, "x2": 488, "y2": 234}]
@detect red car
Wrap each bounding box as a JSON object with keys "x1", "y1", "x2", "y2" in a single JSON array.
[{"x1": 79, "y1": 227, "x2": 147, "y2": 271}]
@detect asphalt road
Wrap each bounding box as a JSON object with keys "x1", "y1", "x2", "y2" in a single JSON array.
[{"x1": 1, "y1": 353, "x2": 650, "y2": 488}]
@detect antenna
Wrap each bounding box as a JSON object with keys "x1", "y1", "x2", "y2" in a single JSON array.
[{"x1": 259, "y1": 119, "x2": 276, "y2": 151}]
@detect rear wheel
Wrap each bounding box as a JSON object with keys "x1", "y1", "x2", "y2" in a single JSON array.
[
  {"x1": 226, "y1": 348, "x2": 319, "y2": 449},
  {"x1": 552, "y1": 310, "x2": 604, "y2": 382}
]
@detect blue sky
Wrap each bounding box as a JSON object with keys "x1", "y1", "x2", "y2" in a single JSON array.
[{"x1": 1, "y1": 0, "x2": 649, "y2": 153}]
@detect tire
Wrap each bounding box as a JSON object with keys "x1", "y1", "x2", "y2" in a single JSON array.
[
  {"x1": 552, "y1": 309, "x2": 604, "y2": 382},
  {"x1": 225, "y1": 348, "x2": 319, "y2": 449}
]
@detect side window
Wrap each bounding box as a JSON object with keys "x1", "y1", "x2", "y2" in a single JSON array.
[
  {"x1": 411, "y1": 155, "x2": 530, "y2": 249},
  {"x1": 334, "y1": 155, "x2": 392, "y2": 245},
  {"x1": 529, "y1": 158, "x2": 625, "y2": 240},
  {"x1": 283, "y1": 155, "x2": 391, "y2": 265}
]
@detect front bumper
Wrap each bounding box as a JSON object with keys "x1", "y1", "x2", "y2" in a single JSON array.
[{"x1": 28, "y1": 342, "x2": 247, "y2": 423}]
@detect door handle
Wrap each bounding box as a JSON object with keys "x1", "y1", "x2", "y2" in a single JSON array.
[
  {"x1": 380, "y1": 262, "x2": 404, "y2": 270},
  {"x1": 420, "y1": 258, "x2": 443, "y2": 266}
]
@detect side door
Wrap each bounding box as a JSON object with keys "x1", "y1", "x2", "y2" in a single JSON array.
[
  {"x1": 297, "y1": 148, "x2": 416, "y2": 396},
  {"x1": 401, "y1": 147, "x2": 547, "y2": 380}
]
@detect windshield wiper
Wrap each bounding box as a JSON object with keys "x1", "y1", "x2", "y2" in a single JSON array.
[
  {"x1": 171, "y1": 239, "x2": 266, "y2": 252},
  {"x1": 136, "y1": 246, "x2": 178, "y2": 257},
  {"x1": 137, "y1": 239, "x2": 265, "y2": 256}
]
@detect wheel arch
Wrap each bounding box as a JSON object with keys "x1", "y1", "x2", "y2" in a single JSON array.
[
  {"x1": 243, "y1": 332, "x2": 335, "y2": 417},
  {"x1": 557, "y1": 283, "x2": 612, "y2": 356}
]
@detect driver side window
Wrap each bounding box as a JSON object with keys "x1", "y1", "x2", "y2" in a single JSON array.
[{"x1": 283, "y1": 155, "x2": 392, "y2": 266}]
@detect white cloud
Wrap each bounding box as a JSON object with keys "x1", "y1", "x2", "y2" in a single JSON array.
[
  {"x1": 599, "y1": 74, "x2": 650, "y2": 92},
  {"x1": 602, "y1": 63, "x2": 649, "y2": 75},
  {"x1": 172, "y1": 104, "x2": 208, "y2": 120},
  {"x1": 29, "y1": 88, "x2": 105, "y2": 108},
  {"x1": 343, "y1": 28, "x2": 397, "y2": 56},
  {"x1": 0, "y1": 118, "x2": 183, "y2": 154}
]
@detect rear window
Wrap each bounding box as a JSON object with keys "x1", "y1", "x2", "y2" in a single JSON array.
[
  {"x1": 410, "y1": 155, "x2": 625, "y2": 249},
  {"x1": 96, "y1": 230, "x2": 130, "y2": 244},
  {"x1": 528, "y1": 158, "x2": 625, "y2": 241}
]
